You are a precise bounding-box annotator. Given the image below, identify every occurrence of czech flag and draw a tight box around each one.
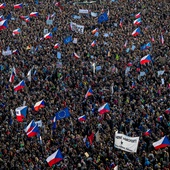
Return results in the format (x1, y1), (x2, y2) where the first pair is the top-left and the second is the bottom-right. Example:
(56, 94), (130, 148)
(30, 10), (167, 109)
(20, 15), (28, 19)
(13, 49), (19, 55)
(98, 103), (110, 114)
(153, 136), (170, 150)
(24, 120), (36, 133)
(151, 36), (155, 42)
(34, 100), (45, 111)
(132, 28), (140, 37)
(44, 32), (52, 39)
(133, 18), (142, 26)
(9, 71), (15, 83)
(157, 115), (163, 122)
(85, 88), (93, 98)
(160, 34), (164, 44)
(140, 54), (151, 65)
(123, 40), (128, 48)
(135, 12), (141, 18)
(0, 19), (7, 31)
(78, 115), (86, 122)
(14, 80), (25, 91)
(91, 40), (96, 47)
(0, 15), (4, 21)
(131, 82), (135, 88)
(165, 108), (170, 114)
(119, 18), (123, 28)
(54, 43), (60, 49)
(46, 149), (63, 167)
(30, 12), (38, 17)
(13, 28), (21, 35)
(25, 17), (30, 22)
(73, 52), (80, 59)
(0, 3), (6, 9)
(127, 62), (133, 67)
(143, 129), (151, 136)
(92, 28), (98, 34)
(14, 3), (23, 9)
(27, 124), (39, 137)
(15, 106), (28, 122)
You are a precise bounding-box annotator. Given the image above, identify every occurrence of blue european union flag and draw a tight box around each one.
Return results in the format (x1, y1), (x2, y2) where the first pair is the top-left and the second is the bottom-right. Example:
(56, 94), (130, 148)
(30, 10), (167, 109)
(55, 107), (71, 120)
(98, 12), (108, 24)
(64, 36), (72, 44)
(52, 26), (57, 33)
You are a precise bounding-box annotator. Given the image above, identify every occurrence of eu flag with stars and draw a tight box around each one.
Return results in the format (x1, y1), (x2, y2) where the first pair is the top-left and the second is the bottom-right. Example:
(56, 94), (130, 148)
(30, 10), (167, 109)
(64, 36), (72, 44)
(55, 107), (71, 120)
(98, 12), (108, 24)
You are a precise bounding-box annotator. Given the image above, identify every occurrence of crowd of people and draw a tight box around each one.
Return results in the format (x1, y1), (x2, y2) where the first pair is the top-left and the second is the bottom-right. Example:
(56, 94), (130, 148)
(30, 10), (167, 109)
(0, 0), (170, 169)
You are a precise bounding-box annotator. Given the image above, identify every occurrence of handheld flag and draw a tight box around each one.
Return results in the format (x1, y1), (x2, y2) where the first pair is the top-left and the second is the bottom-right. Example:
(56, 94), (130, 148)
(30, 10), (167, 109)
(151, 36), (155, 42)
(73, 52), (80, 59)
(0, 19), (7, 30)
(143, 129), (151, 136)
(91, 40), (96, 47)
(30, 12), (38, 17)
(0, 15), (4, 21)
(24, 120), (36, 133)
(157, 115), (163, 122)
(133, 18), (142, 26)
(64, 36), (72, 44)
(24, 17), (30, 22)
(160, 34), (164, 44)
(9, 71), (15, 83)
(98, 103), (110, 114)
(131, 82), (135, 88)
(78, 115), (86, 122)
(27, 69), (32, 81)
(165, 108), (170, 114)
(14, 3), (23, 9)
(13, 28), (21, 35)
(124, 40), (128, 48)
(0, 3), (6, 9)
(44, 32), (52, 39)
(14, 80), (25, 91)
(92, 28), (98, 34)
(153, 136), (170, 150)
(88, 132), (94, 145)
(132, 28), (140, 36)
(54, 43), (60, 49)
(98, 12), (108, 23)
(119, 18), (123, 28)
(46, 149), (63, 167)
(34, 100), (45, 111)
(27, 124), (39, 137)
(140, 54), (151, 65)
(12, 49), (19, 55)
(52, 116), (57, 130)
(15, 106), (28, 122)
(85, 88), (93, 98)
(135, 12), (141, 18)
(55, 107), (70, 120)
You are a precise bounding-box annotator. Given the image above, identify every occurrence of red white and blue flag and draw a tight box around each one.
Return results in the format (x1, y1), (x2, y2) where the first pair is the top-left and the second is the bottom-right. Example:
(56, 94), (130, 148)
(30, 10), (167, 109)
(143, 129), (151, 136)
(14, 80), (25, 91)
(15, 106), (28, 122)
(73, 52), (80, 59)
(0, 3), (6, 9)
(133, 18), (142, 26)
(92, 28), (98, 34)
(14, 3), (23, 9)
(85, 88), (93, 98)
(91, 40), (96, 47)
(44, 32), (52, 39)
(132, 28), (140, 36)
(140, 54), (151, 65)
(34, 100), (45, 111)
(13, 28), (21, 35)
(160, 34), (164, 44)
(78, 115), (86, 122)
(30, 12), (38, 17)
(119, 18), (123, 28)
(46, 149), (63, 167)
(135, 12), (141, 19)
(165, 108), (170, 114)
(54, 43), (60, 49)
(24, 120), (36, 133)
(153, 136), (170, 150)
(98, 103), (110, 114)
(0, 19), (7, 30)
(9, 71), (15, 83)
(27, 124), (39, 137)
(0, 15), (4, 21)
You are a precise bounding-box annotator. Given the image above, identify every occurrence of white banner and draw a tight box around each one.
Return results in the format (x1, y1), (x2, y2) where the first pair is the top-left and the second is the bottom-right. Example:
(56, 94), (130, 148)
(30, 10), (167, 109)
(70, 22), (84, 34)
(79, 9), (89, 14)
(114, 131), (139, 153)
(91, 12), (98, 17)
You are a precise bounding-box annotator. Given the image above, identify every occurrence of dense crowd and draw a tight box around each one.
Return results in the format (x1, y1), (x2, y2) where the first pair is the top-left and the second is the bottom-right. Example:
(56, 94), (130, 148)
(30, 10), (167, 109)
(0, 0), (170, 169)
